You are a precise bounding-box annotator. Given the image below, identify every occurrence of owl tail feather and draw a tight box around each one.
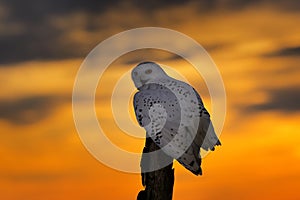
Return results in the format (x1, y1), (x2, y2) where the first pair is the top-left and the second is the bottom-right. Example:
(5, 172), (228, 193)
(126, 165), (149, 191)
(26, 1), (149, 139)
(177, 142), (202, 176)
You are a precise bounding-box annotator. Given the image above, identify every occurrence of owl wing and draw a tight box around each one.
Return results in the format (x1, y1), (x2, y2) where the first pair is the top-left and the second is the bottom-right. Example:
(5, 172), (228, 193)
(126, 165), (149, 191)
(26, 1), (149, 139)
(134, 84), (203, 175)
(133, 83), (220, 176)
(191, 87), (221, 151)
(133, 83), (180, 148)
(171, 83), (221, 175)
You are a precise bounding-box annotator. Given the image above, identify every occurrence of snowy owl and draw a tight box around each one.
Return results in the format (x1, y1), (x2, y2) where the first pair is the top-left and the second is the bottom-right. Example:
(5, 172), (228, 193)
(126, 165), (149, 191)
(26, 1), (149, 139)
(132, 61), (221, 175)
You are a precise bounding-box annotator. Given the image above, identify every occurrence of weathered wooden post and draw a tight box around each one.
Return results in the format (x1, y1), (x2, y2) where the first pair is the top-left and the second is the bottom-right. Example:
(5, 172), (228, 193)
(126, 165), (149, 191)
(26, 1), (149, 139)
(137, 136), (174, 200)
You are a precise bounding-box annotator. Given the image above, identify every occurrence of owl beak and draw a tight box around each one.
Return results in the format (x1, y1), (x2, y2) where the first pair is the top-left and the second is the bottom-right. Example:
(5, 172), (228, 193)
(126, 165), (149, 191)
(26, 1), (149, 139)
(140, 79), (147, 85)
(135, 77), (149, 90)
(140, 75), (149, 85)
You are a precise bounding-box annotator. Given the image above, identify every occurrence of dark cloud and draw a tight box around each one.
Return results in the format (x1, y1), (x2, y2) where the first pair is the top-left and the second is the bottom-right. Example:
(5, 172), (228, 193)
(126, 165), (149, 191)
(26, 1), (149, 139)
(236, 0), (299, 10)
(131, 0), (190, 10)
(0, 0), (299, 64)
(0, 95), (68, 125)
(0, 0), (120, 64)
(193, 0), (300, 11)
(265, 46), (300, 57)
(0, 31), (74, 65)
(117, 49), (182, 65)
(248, 87), (300, 112)
(1, 0), (118, 18)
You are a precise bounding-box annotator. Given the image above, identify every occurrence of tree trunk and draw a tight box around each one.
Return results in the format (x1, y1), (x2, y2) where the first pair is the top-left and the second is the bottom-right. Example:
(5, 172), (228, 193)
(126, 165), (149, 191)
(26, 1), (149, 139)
(137, 137), (174, 200)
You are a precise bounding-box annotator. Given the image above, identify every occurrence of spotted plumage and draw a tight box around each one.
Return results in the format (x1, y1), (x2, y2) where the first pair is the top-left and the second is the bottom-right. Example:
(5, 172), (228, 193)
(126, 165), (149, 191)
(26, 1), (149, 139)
(132, 62), (221, 175)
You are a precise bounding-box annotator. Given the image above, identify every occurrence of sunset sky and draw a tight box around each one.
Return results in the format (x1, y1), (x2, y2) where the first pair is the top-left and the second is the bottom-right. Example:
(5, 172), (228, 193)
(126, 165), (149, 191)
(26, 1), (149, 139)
(0, 0), (300, 200)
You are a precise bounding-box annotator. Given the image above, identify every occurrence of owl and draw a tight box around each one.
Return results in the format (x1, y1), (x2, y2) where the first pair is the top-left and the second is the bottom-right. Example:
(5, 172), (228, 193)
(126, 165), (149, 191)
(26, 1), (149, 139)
(132, 61), (221, 175)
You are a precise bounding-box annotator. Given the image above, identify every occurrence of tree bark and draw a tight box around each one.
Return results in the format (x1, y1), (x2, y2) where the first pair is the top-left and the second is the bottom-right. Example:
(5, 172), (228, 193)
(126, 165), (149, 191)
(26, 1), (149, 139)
(137, 137), (174, 200)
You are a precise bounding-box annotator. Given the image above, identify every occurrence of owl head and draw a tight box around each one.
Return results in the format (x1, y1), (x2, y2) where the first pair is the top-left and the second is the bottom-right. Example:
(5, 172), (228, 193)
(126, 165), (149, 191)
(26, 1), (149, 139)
(131, 61), (168, 89)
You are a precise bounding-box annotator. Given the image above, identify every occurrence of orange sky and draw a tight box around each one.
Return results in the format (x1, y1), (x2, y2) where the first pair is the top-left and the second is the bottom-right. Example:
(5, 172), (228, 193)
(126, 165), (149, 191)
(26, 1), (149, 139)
(0, 1), (300, 200)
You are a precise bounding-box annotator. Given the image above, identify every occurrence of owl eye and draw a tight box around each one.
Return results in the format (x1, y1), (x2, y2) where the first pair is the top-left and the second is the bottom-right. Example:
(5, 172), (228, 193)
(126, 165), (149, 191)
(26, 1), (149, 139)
(145, 69), (152, 74)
